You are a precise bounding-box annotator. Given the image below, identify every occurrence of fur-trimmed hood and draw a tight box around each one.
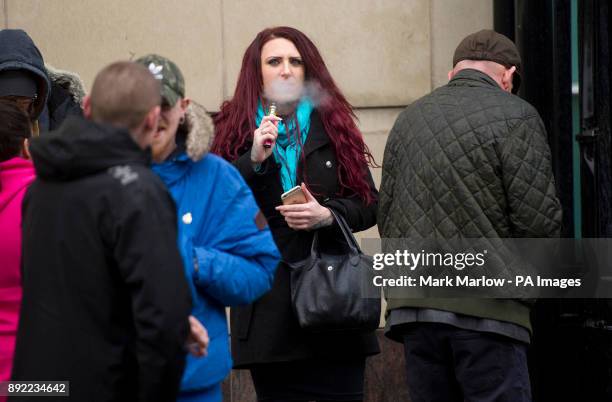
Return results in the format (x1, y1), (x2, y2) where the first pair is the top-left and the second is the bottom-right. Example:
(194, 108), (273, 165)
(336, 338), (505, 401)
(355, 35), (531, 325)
(46, 64), (86, 107)
(183, 101), (214, 161)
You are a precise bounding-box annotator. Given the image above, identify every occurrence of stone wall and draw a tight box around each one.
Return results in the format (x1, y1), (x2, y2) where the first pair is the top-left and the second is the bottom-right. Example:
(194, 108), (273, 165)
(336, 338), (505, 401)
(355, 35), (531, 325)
(1, 1), (493, 188)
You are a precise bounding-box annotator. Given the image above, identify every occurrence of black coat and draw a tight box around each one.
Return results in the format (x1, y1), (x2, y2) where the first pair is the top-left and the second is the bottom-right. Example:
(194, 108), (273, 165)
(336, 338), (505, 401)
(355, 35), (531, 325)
(11, 117), (192, 402)
(46, 81), (83, 130)
(230, 111), (380, 367)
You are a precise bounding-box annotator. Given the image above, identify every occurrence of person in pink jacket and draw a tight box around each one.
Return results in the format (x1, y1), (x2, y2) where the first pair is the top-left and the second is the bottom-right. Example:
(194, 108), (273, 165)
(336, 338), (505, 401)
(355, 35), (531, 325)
(0, 99), (34, 385)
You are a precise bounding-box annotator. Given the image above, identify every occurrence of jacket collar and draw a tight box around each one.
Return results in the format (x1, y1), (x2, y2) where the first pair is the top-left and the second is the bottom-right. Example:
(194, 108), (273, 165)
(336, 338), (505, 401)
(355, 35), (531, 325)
(448, 68), (503, 91)
(46, 64), (86, 106)
(31, 116), (150, 181)
(152, 152), (190, 186)
(152, 101), (214, 185)
(183, 101), (213, 162)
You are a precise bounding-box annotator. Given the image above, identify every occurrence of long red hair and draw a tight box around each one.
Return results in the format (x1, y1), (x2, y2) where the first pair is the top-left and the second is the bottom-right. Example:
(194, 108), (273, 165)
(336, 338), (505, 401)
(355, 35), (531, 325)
(211, 26), (377, 204)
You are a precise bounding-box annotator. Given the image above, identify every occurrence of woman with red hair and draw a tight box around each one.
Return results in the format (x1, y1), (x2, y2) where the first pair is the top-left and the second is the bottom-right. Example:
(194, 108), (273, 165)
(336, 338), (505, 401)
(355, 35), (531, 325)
(212, 26), (379, 401)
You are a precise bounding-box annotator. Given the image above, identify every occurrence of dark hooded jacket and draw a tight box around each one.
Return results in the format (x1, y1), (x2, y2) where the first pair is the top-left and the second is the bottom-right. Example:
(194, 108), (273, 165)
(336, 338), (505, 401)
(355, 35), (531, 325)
(45, 65), (84, 130)
(10, 117), (192, 402)
(0, 29), (50, 119)
(0, 29), (82, 129)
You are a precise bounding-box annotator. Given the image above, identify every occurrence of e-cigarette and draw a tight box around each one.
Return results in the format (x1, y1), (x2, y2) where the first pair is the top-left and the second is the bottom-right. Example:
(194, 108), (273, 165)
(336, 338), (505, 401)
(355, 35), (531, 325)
(263, 102), (276, 149)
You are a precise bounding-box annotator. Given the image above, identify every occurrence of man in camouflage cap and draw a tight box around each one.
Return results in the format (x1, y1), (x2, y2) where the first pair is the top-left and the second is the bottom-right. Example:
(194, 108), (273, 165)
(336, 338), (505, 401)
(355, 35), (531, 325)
(135, 54), (189, 163)
(134, 53), (280, 402)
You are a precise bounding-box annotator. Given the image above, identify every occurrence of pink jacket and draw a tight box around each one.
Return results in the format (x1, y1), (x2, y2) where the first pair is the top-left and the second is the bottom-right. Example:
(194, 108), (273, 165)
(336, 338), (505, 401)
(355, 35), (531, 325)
(0, 157), (35, 382)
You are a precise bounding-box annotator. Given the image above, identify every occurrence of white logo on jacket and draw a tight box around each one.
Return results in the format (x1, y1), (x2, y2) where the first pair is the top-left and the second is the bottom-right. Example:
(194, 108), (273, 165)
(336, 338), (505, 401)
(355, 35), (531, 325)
(108, 165), (139, 186)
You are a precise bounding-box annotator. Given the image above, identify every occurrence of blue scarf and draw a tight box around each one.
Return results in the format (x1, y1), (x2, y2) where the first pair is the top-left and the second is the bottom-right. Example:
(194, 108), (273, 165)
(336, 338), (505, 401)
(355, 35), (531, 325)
(255, 98), (314, 192)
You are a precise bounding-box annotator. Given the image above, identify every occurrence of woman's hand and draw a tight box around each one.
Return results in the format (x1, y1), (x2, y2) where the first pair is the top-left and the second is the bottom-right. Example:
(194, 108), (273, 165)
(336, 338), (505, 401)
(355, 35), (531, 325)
(275, 183), (334, 231)
(251, 115), (282, 163)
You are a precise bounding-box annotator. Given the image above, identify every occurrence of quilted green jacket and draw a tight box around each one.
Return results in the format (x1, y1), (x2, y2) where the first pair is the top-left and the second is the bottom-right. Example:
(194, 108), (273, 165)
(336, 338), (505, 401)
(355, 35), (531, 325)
(378, 69), (563, 331)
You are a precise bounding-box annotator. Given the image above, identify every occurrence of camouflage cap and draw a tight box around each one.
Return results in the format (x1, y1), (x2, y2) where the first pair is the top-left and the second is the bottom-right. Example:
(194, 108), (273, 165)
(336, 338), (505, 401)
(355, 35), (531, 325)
(135, 54), (185, 106)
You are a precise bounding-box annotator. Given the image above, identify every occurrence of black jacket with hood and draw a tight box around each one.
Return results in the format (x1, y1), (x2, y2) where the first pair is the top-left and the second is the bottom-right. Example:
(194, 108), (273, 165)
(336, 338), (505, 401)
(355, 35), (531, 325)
(10, 117), (192, 402)
(0, 29), (50, 119)
(0, 29), (82, 130)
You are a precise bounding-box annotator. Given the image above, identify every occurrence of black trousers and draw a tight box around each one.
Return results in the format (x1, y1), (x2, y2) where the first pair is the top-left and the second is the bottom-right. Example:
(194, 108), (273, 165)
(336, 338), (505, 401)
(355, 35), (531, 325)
(401, 323), (531, 402)
(250, 358), (365, 402)
(529, 301), (612, 402)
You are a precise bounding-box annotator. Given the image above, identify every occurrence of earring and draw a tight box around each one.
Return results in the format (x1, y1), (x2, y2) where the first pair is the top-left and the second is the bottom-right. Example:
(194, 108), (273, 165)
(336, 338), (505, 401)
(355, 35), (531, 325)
(179, 115), (185, 125)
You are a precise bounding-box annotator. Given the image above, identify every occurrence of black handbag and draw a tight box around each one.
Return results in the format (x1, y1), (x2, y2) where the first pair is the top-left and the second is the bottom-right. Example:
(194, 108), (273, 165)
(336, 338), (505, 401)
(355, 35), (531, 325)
(289, 209), (381, 332)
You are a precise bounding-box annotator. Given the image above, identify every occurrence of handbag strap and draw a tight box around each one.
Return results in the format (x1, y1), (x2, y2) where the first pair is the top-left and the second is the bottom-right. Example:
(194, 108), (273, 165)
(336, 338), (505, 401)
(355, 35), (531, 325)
(296, 208), (362, 268)
(326, 208), (362, 253)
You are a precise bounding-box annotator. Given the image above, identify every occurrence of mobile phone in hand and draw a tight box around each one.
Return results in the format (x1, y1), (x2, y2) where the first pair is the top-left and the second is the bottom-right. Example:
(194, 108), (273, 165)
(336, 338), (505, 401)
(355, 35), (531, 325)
(281, 186), (307, 205)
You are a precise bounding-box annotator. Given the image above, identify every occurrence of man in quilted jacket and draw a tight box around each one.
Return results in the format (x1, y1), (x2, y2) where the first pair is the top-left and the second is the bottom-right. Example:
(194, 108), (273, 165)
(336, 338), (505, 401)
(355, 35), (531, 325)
(379, 30), (562, 402)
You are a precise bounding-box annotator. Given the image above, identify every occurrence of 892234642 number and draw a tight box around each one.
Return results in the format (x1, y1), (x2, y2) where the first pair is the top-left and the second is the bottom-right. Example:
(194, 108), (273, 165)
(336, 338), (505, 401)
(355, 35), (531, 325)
(0, 381), (69, 396)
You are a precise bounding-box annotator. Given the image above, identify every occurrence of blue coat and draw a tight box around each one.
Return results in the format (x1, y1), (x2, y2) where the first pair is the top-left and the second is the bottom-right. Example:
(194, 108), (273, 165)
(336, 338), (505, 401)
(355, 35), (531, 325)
(153, 152), (280, 393)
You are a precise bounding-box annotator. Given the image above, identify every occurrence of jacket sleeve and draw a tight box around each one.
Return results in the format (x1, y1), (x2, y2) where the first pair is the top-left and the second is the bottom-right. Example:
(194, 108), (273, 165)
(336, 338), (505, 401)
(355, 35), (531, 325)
(499, 114), (563, 237)
(233, 149), (277, 187)
(111, 176), (191, 402)
(325, 166), (378, 233)
(191, 168), (280, 306)
(377, 116), (401, 237)
(233, 149), (258, 182)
